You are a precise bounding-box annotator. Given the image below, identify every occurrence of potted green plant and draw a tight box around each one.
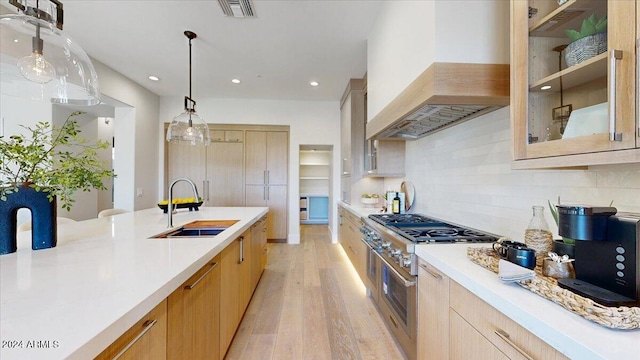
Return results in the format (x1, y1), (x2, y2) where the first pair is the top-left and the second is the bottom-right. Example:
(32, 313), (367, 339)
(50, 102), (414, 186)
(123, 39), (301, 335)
(0, 111), (115, 254)
(564, 13), (607, 67)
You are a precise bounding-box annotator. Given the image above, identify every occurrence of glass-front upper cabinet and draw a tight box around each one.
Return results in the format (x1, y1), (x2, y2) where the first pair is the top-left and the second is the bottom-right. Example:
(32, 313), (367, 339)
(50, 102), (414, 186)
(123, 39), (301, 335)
(511, 0), (638, 167)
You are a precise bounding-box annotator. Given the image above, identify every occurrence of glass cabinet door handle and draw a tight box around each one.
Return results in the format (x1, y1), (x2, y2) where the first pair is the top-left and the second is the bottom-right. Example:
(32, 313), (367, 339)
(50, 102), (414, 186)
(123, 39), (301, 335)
(609, 49), (623, 142)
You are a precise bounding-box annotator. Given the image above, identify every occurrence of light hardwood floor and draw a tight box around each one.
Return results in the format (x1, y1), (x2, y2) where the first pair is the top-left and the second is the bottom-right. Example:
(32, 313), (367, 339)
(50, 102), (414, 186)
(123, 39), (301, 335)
(225, 225), (407, 360)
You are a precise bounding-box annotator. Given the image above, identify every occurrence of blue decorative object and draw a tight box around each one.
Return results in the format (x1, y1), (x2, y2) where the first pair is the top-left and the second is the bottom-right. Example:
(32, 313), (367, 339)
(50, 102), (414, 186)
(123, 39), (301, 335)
(0, 185), (57, 255)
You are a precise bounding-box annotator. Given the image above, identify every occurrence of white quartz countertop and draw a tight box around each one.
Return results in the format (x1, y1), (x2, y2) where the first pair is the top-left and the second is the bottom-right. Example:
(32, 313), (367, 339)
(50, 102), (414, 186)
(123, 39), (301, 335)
(415, 244), (640, 360)
(0, 207), (268, 360)
(338, 201), (383, 217)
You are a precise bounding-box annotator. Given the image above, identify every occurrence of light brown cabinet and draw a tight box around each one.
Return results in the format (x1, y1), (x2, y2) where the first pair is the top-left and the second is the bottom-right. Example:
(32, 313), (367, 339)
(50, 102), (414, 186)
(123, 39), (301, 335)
(95, 300), (167, 360)
(338, 205), (366, 283)
(211, 130), (243, 143)
(511, 0), (639, 168)
(166, 128), (243, 206)
(245, 130), (288, 240)
(449, 310), (509, 360)
(340, 79), (366, 203)
(449, 281), (569, 360)
(98, 220), (267, 360)
(219, 230), (254, 358)
(417, 259), (449, 360)
(416, 259), (569, 360)
(245, 185), (287, 240)
(365, 139), (405, 178)
(207, 141), (244, 206)
(167, 258), (220, 360)
(245, 131), (288, 185)
(166, 138), (207, 200)
(250, 215), (268, 290)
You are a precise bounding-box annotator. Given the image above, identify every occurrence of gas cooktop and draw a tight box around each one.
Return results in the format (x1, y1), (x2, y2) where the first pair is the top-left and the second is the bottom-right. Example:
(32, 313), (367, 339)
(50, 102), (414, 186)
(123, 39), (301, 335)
(368, 213), (498, 243)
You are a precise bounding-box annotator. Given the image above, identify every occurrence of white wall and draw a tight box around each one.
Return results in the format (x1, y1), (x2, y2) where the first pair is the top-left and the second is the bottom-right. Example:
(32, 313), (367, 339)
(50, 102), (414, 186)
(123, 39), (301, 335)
(405, 107), (640, 240)
(92, 59), (160, 211)
(367, 0), (510, 121)
(158, 97), (341, 244)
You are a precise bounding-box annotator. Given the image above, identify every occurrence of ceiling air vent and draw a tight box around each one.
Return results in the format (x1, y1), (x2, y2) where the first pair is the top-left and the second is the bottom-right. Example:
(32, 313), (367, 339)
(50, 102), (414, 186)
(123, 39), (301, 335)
(218, 0), (256, 18)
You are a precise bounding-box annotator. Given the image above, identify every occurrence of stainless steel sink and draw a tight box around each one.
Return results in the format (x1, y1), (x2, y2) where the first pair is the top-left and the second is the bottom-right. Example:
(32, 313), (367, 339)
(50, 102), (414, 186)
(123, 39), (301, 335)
(150, 220), (239, 239)
(164, 227), (226, 238)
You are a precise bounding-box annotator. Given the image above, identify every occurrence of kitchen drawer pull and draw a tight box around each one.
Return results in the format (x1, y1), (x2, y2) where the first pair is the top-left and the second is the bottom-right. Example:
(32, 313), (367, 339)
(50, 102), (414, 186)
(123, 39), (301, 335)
(238, 236), (245, 264)
(184, 262), (218, 290)
(389, 314), (398, 329)
(111, 319), (158, 360)
(608, 49), (623, 141)
(494, 329), (534, 360)
(419, 263), (442, 279)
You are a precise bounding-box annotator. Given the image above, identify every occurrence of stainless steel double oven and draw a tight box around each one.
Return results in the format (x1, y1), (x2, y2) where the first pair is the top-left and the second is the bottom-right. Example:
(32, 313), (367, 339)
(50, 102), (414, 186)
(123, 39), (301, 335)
(361, 219), (417, 360)
(361, 213), (498, 360)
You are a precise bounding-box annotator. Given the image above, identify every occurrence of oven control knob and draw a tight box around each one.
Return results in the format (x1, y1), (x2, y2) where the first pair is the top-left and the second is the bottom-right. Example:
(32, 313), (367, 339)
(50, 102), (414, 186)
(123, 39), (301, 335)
(402, 255), (412, 268)
(388, 248), (401, 258)
(381, 241), (392, 249)
(372, 234), (381, 241)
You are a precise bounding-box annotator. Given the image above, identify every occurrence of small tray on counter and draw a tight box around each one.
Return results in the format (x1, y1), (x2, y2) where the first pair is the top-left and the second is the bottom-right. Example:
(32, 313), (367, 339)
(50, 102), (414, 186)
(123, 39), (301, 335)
(157, 201), (203, 214)
(467, 247), (640, 330)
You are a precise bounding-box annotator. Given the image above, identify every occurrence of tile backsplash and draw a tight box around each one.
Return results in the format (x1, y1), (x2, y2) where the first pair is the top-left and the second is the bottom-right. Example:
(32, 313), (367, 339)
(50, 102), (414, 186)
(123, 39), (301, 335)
(404, 106), (640, 241)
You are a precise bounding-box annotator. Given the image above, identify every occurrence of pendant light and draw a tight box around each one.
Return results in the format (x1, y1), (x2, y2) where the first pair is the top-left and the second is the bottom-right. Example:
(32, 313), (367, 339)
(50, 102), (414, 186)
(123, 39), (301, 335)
(166, 31), (210, 146)
(0, 0), (100, 105)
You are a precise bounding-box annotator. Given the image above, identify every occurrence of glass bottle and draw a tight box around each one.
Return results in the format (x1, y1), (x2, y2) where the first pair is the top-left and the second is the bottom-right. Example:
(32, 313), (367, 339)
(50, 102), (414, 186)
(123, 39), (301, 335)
(392, 192), (401, 214)
(524, 206), (553, 266)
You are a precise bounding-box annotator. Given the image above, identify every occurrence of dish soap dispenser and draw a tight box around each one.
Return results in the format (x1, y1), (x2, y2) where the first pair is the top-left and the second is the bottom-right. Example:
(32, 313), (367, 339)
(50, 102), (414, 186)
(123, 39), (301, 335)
(392, 192), (401, 214)
(525, 205), (553, 267)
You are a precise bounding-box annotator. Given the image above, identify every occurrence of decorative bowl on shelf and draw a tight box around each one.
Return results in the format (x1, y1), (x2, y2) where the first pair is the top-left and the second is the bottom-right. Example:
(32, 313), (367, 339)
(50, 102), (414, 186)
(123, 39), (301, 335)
(565, 32), (607, 67)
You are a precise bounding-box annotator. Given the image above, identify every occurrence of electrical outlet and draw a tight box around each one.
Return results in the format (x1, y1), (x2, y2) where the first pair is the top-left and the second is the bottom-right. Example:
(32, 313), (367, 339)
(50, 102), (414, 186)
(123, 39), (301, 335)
(136, 188), (143, 197)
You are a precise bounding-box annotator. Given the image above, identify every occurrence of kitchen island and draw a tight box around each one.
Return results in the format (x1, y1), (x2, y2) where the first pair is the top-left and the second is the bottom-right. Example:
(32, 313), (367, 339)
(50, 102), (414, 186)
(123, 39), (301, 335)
(0, 207), (268, 360)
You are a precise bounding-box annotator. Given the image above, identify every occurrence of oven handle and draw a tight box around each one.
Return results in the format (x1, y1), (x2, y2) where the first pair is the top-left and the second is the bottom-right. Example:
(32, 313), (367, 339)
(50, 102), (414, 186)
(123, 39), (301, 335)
(362, 238), (415, 287)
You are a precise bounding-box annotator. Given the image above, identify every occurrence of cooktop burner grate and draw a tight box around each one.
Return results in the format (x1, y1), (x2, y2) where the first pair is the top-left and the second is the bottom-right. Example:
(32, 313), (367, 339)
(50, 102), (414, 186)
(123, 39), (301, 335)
(368, 213), (443, 226)
(368, 213), (498, 243)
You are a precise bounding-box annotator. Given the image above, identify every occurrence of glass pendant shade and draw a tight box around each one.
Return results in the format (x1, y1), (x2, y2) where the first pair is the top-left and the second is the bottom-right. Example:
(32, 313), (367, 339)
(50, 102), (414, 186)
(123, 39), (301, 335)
(167, 109), (210, 146)
(166, 30), (209, 146)
(0, 4), (100, 105)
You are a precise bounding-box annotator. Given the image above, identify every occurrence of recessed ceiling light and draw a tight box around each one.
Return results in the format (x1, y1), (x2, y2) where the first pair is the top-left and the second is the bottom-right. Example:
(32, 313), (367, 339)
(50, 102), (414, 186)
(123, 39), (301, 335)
(309, 81), (319, 87)
(13, 39), (19, 43)
(540, 85), (551, 90)
(232, 79), (241, 84)
(148, 75), (160, 81)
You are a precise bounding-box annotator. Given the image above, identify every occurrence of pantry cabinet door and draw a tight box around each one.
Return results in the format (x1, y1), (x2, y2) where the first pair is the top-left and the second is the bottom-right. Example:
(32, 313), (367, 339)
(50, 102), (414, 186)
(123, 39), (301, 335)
(207, 142), (244, 206)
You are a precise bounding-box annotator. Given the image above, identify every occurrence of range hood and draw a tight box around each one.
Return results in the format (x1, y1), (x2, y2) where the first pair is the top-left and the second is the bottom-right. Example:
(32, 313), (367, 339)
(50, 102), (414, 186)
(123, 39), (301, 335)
(366, 62), (510, 140)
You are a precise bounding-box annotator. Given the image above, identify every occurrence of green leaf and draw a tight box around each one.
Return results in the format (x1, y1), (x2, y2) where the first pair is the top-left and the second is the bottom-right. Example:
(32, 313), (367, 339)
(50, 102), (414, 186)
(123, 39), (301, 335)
(580, 18), (597, 38)
(565, 29), (581, 42)
(548, 200), (559, 226)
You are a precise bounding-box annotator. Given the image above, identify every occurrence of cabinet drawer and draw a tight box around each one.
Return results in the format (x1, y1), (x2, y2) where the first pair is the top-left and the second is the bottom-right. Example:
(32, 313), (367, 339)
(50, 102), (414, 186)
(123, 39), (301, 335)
(95, 300), (167, 360)
(449, 309), (508, 360)
(450, 282), (568, 360)
(211, 130), (244, 142)
(225, 130), (243, 142)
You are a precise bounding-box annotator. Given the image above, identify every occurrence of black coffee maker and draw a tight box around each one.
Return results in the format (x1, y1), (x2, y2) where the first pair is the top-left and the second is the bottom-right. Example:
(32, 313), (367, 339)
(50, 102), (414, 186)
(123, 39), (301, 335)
(556, 205), (640, 307)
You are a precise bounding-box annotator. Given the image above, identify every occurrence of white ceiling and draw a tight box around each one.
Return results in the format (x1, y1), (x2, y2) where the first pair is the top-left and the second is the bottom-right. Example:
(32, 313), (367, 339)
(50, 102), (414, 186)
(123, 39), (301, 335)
(54, 0), (382, 102)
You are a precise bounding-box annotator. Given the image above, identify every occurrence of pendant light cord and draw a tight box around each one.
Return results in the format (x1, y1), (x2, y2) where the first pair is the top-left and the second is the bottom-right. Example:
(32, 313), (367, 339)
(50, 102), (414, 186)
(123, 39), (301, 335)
(188, 36), (192, 105)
